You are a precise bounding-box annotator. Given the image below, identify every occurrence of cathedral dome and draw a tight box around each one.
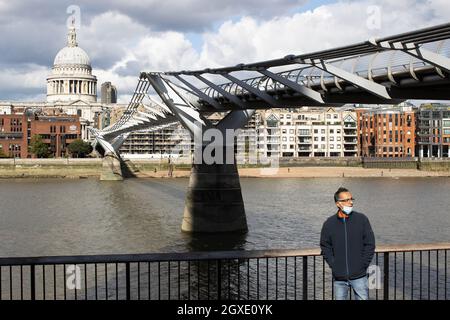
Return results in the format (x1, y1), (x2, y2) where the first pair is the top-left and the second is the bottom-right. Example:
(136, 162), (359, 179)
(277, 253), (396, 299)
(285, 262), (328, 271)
(47, 25), (97, 103)
(54, 46), (91, 67)
(53, 26), (91, 67)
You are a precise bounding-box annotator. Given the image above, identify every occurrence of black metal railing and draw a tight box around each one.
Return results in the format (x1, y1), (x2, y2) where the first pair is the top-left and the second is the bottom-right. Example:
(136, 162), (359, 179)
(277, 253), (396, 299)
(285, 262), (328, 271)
(0, 243), (448, 300)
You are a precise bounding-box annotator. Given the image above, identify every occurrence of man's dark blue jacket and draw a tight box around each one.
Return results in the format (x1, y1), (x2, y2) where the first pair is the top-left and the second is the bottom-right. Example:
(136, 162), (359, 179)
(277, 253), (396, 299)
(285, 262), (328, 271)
(320, 211), (375, 281)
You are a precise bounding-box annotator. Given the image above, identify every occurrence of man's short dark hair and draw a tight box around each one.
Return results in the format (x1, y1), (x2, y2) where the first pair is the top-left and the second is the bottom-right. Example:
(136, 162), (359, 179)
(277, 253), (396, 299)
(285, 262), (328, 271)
(334, 187), (349, 202)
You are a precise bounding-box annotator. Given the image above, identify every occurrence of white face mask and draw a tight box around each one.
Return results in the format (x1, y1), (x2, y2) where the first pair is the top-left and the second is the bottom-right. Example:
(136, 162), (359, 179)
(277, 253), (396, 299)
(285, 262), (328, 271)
(342, 206), (353, 215)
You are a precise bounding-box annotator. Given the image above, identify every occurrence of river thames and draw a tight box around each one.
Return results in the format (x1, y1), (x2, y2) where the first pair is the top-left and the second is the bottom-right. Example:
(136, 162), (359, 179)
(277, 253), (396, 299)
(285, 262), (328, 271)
(1, 177), (449, 257)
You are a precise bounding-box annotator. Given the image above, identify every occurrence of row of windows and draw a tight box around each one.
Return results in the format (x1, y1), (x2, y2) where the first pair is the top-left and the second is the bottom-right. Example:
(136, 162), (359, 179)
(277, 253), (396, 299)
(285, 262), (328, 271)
(420, 111), (450, 119)
(281, 144), (345, 150)
(313, 129), (343, 134)
(417, 137), (448, 143)
(416, 128), (448, 135)
(313, 144), (342, 150)
(0, 118), (23, 132)
(279, 114), (340, 120)
(276, 128), (349, 135)
(279, 135), (347, 142)
(376, 137), (412, 143)
(9, 126), (22, 132)
(360, 120), (412, 128)
(39, 134), (79, 140)
(49, 126), (68, 133)
(10, 119), (22, 126)
(377, 129), (411, 135)
(419, 120), (449, 127)
(268, 119), (344, 127)
(378, 146), (411, 153)
(8, 144), (21, 151)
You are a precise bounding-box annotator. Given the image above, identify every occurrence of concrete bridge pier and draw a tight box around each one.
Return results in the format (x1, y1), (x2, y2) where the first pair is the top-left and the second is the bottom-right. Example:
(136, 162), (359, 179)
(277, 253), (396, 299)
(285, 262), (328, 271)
(182, 147), (247, 233)
(100, 153), (123, 181)
(93, 132), (131, 181)
(145, 73), (254, 233)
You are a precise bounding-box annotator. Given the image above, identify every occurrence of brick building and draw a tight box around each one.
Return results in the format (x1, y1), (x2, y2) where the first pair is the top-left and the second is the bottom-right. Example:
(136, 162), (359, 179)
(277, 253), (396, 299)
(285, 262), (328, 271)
(356, 106), (416, 158)
(0, 110), (81, 158)
(0, 114), (27, 158)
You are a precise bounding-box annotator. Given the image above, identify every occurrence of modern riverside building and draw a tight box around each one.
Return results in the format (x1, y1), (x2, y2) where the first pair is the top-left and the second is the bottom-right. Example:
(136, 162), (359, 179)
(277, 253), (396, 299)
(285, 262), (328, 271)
(120, 124), (192, 158)
(0, 109), (81, 158)
(119, 108), (359, 159)
(356, 104), (417, 158)
(417, 103), (450, 158)
(256, 107), (358, 158)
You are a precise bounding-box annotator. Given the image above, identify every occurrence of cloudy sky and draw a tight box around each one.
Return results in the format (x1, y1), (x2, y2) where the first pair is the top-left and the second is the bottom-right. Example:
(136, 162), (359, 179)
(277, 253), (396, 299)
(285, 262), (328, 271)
(0, 0), (449, 103)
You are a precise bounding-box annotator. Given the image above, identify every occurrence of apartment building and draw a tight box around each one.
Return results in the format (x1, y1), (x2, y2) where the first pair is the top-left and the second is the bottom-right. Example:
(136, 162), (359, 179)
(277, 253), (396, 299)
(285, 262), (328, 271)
(417, 103), (450, 158)
(257, 107), (358, 158)
(356, 105), (416, 158)
(0, 109), (81, 158)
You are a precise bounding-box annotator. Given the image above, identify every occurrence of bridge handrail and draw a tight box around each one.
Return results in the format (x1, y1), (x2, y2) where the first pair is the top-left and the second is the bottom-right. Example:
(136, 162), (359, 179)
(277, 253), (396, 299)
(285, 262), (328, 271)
(1, 242), (449, 266)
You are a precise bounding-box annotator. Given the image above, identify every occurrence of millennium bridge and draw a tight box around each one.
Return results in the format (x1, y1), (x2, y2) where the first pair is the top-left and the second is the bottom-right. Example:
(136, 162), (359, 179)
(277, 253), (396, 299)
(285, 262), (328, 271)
(2, 24), (448, 301)
(90, 23), (450, 234)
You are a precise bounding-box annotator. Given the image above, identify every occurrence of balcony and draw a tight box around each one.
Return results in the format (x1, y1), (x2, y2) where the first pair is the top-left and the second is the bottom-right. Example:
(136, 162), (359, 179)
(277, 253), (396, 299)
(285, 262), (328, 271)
(343, 132), (357, 137)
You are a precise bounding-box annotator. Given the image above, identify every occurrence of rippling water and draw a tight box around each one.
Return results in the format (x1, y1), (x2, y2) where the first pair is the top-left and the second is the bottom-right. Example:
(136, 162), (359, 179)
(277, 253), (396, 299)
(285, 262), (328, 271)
(0, 177), (449, 257)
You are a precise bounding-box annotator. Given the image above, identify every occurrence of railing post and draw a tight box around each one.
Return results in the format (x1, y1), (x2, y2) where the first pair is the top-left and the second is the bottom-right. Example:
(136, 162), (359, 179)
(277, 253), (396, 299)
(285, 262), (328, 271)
(30, 265), (35, 301)
(126, 262), (130, 301)
(303, 256), (308, 300)
(384, 252), (389, 300)
(217, 260), (221, 300)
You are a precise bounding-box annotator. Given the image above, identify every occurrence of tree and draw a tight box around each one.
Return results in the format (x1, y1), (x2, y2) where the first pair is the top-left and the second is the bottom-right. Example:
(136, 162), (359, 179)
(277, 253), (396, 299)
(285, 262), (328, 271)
(29, 135), (49, 158)
(68, 139), (93, 158)
(0, 149), (9, 158)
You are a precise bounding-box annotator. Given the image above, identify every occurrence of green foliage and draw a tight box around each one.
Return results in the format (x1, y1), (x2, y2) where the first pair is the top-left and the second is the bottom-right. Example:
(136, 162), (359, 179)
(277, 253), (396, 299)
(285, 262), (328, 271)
(0, 149), (9, 158)
(68, 139), (93, 158)
(29, 135), (49, 158)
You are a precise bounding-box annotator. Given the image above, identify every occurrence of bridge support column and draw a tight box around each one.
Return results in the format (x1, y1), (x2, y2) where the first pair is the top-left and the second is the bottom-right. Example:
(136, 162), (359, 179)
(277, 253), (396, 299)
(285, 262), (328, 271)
(100, 153), (123, 181)
(94, 133), (130, 181)
(145, 73), (254, 233)
(182, 147), (247, 233)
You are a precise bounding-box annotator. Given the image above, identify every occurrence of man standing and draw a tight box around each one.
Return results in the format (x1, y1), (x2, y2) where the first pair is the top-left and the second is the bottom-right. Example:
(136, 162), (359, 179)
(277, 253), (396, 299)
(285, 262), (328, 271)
(320, 187), (375, 300)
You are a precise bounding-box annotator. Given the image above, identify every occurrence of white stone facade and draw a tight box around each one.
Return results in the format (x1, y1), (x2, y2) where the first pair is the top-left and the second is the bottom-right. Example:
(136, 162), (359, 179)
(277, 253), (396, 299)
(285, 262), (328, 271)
(46, 26), (97, 103)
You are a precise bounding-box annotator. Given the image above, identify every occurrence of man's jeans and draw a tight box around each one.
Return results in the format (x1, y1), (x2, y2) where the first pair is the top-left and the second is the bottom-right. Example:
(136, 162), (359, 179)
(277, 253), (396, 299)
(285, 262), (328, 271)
(334, 276), (369, 300)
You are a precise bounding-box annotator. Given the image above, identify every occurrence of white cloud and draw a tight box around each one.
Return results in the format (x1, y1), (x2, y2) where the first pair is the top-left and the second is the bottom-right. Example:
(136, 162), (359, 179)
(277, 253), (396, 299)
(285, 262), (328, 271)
(0, 0), (309, 32)
(0, 64), (48, 98)
(80, 11), (149, 69)
(198, 0), (450, 67)
(131, 32), (200, 72)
